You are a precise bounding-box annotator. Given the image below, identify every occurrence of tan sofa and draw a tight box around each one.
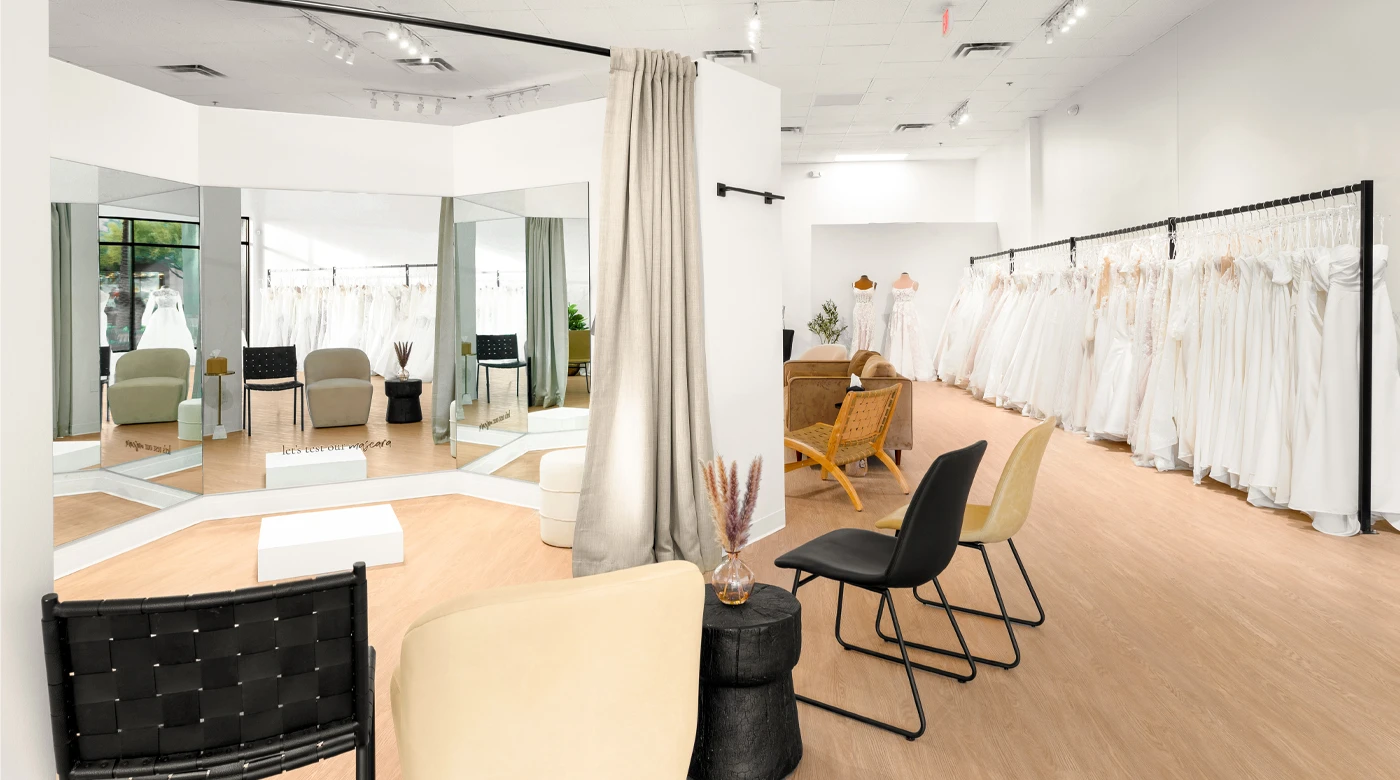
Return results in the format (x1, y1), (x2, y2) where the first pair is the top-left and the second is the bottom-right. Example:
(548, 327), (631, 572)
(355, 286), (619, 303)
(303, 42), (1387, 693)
(107, 348), (190, 425)
(784, 349), (913, 460)
(391, 561), (705, 780)
(304, 348), (373, 428)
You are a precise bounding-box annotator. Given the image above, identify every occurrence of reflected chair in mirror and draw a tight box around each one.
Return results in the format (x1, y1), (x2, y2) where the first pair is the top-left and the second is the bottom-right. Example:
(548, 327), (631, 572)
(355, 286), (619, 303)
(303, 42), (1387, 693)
(244, 346), (305, 436)
(41, 563), (376, 780)
(874, 418), (1055, 670)
(99, 346), (111, 421)
(391, 561), (703, 779)
(775, 441), (987, 740)
(476, 334), (527, 403)
(784, 384), (908, 512)
(106, 348), (190, 425)
(304, 348), (373, 429)
(568, 329), (591, 392)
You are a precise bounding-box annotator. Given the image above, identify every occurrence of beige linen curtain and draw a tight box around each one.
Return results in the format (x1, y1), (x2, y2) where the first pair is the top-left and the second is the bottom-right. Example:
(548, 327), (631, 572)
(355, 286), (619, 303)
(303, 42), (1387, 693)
(572, 49), (720, 577)
(431, 197), (457, 444)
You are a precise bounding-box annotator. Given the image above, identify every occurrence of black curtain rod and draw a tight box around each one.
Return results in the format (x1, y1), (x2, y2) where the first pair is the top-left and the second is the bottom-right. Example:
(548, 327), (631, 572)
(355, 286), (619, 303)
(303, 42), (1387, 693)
(716, 183), (785, 204)
(221, 0), (611, 57)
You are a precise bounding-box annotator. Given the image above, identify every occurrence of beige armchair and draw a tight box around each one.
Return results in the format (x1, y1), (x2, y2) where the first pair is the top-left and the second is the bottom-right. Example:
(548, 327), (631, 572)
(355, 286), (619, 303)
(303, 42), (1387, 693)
(785, 349), (913, 461)
(304, 348), (372, 428)
(107, 348), (190, 425)
(391, 561), (705, 780)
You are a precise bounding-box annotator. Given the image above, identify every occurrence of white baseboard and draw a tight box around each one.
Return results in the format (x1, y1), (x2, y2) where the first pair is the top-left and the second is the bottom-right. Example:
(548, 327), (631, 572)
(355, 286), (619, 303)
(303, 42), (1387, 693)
(55, 470), (541, 578)
(746, 507), (787, 547)
(461, 429), (589, 476)
(54, 469), (198, 508)
(107, 445), (203, 480)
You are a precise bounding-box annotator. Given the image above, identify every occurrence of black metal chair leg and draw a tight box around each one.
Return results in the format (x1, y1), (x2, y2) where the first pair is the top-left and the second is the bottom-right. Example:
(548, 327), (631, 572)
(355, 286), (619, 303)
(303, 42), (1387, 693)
(868, 578), (980, 679)
(516, 367), (521, 397)
(246, 387), (253, 436)
(300, 386), (305, 431)
(878, 549), (1021, 670)
(485, 367), (490, 403)
(915, 539), (1046, 627)
(791, 577), (928, 740)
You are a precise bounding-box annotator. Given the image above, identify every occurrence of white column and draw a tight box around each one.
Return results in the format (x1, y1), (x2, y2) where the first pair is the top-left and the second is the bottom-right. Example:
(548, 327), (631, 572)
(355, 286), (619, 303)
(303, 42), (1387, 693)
(201, 187), (244, 433)
(70, 203), (101, 435)
(1026, 116), (1045, 242)
(1, 0), (58, 776)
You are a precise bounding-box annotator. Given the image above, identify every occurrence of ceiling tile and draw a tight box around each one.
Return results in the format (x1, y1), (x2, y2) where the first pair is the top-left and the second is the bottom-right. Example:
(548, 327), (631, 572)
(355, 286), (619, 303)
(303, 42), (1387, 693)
(830, 0), (911, 25)
(760, 46), (825, 66)
(757, 0), (834, 26)
(611, 5), (688, 29)
(819, 45), (889, 65)
(825, 24), (901, 46)
(684, 3), (753, 29)
(759, 25), (829, 48)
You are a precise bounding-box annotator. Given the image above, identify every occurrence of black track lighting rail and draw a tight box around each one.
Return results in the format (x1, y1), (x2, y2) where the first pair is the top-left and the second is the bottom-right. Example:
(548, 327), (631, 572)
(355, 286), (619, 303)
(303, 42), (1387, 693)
(967, 180), (1377, 536)
(716, 183), (785, 204)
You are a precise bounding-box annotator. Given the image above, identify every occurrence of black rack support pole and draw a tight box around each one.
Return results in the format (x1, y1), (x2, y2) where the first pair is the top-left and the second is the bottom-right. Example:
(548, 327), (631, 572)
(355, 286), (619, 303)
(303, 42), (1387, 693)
(1360, 180), (1375, 534)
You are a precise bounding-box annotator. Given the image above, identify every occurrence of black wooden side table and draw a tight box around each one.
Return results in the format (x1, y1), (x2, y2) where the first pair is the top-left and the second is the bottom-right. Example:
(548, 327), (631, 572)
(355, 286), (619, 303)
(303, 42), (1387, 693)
(384, 377), (423, 423)
(690, 583), (803, 780)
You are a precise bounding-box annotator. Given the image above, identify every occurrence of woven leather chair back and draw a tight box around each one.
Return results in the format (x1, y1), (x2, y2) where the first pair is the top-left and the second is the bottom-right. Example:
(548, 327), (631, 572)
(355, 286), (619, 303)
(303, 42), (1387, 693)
(41, 566), (372, 779)
(477, 334), (520, 362)
(831, 384), (900, 454)
(245, 346), (298, 381)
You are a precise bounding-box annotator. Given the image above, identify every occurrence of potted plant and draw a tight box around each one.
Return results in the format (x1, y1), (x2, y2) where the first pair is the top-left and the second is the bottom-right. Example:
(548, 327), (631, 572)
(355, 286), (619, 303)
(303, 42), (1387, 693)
(703, 455), (763, 605)
(807, 299), (846, 345)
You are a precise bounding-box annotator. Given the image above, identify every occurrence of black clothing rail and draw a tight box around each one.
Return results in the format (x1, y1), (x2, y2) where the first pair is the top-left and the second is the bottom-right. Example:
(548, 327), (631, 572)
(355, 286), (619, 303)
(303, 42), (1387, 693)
(268, 263), (436, 286)
(967, 181), (1377, 535)
(716, 183), (786, 204)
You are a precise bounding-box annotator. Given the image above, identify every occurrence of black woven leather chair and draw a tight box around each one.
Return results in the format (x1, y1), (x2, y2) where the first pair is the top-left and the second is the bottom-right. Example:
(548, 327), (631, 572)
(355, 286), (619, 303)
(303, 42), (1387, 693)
(244, 346), (304, 435)
(42, 563), (376, 780)
(775, 440), (987, 741)
(476, 334), (526, 403)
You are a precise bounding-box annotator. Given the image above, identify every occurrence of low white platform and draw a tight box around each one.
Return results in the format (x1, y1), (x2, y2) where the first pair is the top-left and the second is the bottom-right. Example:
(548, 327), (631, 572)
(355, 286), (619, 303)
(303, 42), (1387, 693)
(53, 441), (102, 474)
(257, 504), (403, 582)
(266, 448), (367, 489)
(528, 407), (590, 433)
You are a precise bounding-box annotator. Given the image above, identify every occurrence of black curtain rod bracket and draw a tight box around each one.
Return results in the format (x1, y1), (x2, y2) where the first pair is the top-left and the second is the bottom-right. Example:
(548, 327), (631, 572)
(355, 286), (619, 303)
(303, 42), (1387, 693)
(717, 183), (785, 204)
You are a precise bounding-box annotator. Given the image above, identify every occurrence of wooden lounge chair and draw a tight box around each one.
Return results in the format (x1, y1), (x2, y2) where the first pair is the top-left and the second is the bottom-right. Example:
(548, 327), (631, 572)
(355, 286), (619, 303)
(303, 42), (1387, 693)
(784, 384), (909, 511)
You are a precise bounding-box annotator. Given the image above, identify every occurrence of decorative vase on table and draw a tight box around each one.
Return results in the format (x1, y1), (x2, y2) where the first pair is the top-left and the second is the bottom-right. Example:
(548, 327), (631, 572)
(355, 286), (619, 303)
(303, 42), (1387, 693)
(703, 454), (764, 606)
(393, 341), (412, 381)
(712, 551), (756, 606)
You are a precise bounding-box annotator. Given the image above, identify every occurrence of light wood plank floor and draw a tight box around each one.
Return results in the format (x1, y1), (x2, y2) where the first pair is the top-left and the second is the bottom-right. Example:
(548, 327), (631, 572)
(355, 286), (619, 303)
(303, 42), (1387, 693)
(54, 492), (161, 546)
(493, 447), (584, 483)
(56, 381), (1400, 779)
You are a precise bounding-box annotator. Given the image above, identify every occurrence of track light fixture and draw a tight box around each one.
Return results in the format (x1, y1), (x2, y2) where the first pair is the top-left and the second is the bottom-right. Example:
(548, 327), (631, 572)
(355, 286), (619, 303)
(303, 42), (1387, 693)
(1043, 0), (1087, 43)
(303, 13), (356, 67)
(417, 97), (425, 114)
(387, 23), (432, 63)
(947, 99), (971, 129)
(364, 89), (457, 118)
(393, 94), (401, 112)
(369, 91), (378, 109)
(435, 98), (443, 116)
(746, 2), (762, 48)
(484, 84), (549, 117)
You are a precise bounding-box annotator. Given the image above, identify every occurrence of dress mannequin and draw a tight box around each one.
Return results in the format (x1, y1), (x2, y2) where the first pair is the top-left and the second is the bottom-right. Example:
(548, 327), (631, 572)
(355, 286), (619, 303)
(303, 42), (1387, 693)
(851, 276), (877, 351)
(893, 272), (919, 291)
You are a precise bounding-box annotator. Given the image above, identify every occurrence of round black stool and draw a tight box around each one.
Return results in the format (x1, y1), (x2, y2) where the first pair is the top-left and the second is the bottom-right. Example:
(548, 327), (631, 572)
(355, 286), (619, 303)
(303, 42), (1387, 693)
(690, 583), (803, 780)
(384, 378), (423, 423)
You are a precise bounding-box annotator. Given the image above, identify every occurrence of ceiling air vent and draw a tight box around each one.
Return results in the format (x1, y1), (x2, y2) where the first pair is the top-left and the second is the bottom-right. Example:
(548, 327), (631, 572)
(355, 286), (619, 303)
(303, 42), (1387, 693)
(156, 64), (226, 80)
(703, 49), (755, 65)
(893, 123), (935, 132)
(813, 93), (863, 107)
(952, 41), (1015, 59)
(780, 126), (804, 135)
(394, 57), (456, 73)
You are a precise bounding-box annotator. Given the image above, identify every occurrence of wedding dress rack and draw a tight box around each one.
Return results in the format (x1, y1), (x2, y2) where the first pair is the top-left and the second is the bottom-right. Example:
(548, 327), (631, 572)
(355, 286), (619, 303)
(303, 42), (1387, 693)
(967, 181), (1380, 534)
(267, 262), (437, 286)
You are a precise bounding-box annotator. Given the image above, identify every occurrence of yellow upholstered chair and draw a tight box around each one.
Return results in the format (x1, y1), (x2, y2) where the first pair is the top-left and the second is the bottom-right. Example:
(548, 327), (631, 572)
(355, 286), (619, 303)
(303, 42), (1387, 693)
(784, 384), (908, 512)
(391, 561), (704, 780)
(873, 417), (1055, 668)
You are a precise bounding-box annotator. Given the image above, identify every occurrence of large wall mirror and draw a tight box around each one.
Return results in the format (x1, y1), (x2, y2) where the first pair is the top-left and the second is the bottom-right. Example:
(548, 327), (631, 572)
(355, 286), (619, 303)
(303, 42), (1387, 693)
(452, 182), (592, 482)
(51, 159), (203, 546)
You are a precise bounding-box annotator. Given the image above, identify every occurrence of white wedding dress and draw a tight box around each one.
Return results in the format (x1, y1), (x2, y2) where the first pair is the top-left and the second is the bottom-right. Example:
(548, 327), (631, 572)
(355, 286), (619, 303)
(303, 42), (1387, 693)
(884, 285), (931, 380)
(851, 285), (876, 352)
(138, 287), (196, 362)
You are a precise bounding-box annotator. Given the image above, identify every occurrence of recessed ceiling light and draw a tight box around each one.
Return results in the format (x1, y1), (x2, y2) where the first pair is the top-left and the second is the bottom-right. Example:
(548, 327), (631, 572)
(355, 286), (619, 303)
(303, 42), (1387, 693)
(834, 153), (908, 162)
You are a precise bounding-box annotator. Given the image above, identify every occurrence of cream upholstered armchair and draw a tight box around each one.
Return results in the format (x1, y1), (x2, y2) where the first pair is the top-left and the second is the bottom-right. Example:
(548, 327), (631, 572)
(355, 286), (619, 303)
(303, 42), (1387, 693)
(107, 348), (190, 424)
(391, 561), (705, 780)
(304, 348), (373, 428)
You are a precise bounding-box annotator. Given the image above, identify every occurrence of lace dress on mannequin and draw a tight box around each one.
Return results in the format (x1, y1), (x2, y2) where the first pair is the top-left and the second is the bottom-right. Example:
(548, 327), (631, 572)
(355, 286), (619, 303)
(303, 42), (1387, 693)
(884, 285), (931, 380)
(138, 287), (196, 363)
(851, 285), (876, 352)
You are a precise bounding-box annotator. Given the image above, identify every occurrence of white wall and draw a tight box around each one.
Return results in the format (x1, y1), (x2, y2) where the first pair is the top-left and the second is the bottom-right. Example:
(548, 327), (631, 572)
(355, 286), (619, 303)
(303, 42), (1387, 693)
(695, 61), (786, 537)
(781, 160), (979, 355)
(811, 223), (1000, 359)
(973, 124), (1033, 250)
(4, 3), (56, 778)
(976, 0), (1399, 306)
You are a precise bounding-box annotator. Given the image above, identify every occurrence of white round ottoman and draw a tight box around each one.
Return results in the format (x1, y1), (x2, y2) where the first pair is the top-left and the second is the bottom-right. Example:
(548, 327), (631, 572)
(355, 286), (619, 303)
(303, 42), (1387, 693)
(538, 448), (586, 548)
(177, 398), (203, 441)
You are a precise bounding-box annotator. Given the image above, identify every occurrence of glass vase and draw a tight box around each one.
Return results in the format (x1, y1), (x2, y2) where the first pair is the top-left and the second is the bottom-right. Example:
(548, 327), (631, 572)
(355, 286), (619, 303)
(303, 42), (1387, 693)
(396, 365), (409, 381)
(711, 550), (756, 606)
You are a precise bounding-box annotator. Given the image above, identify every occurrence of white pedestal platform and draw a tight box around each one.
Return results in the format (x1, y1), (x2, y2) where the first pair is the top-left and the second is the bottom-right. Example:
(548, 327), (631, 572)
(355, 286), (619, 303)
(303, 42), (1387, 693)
(265, 448), (367, 489)
(528, 407), (590, 433)
(53, 441), (101, 474)
(257, 504), (404, 582)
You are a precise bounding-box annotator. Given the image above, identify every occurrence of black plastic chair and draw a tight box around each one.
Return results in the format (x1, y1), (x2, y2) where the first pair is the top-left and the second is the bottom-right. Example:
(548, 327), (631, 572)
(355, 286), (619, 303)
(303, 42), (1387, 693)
(476, 334), (527, 403)
(41, 563), (376, 780)
(100, 346), (111, 422)
(775, 440), (987, 741)
(244, 346), (304, 435)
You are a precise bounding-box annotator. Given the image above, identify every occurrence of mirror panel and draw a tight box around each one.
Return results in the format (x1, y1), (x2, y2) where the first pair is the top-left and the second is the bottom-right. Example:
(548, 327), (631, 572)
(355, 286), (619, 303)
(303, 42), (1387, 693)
(51, 159), (203, 546)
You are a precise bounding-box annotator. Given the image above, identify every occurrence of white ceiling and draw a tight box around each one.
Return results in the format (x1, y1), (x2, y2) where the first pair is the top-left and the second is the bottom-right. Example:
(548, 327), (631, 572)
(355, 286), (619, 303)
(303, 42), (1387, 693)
(50, 0), (1216, 161)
